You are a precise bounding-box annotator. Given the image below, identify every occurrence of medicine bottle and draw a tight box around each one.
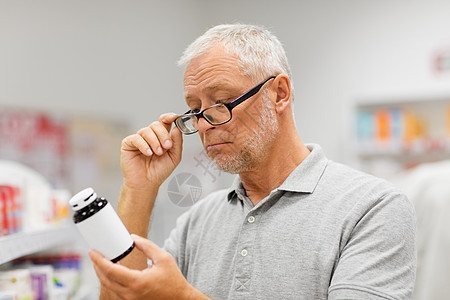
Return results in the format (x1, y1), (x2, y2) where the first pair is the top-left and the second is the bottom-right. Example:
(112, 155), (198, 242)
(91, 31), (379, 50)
(70, 187), (134, 263)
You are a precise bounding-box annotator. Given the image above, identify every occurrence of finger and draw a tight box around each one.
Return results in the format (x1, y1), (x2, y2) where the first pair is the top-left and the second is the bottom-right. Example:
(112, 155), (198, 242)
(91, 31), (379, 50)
(122, 134), (153, 156)
(89, 249), (140, 288)
(148, 121), (173, 152)
(158, 112), (178, 132)
(155, 112), (179, 148)
(89, 250), (129, 296)
(138, 126), (165, 156)
(131, 234), (169, 264)
(91, 260), (127, 295)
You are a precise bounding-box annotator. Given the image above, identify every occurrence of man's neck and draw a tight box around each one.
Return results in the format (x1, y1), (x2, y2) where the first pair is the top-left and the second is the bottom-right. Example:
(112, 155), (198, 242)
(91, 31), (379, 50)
(239, 135), (310, 206)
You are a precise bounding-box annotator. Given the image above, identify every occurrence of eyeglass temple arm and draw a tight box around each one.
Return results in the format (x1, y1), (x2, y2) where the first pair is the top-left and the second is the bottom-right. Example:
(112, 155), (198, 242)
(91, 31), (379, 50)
(180, 109), (191, 116)
(227, 76), (276, 109)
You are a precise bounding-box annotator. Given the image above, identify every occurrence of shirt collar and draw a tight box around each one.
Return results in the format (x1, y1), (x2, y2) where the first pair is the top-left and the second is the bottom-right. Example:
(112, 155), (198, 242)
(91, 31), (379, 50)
(226, 143), (328, 201)
(226, 175), (244, 201)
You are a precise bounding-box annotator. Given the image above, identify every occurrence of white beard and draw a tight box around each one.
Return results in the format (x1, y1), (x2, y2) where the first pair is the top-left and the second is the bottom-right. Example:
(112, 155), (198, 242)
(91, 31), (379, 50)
(212, 95), (279, 174)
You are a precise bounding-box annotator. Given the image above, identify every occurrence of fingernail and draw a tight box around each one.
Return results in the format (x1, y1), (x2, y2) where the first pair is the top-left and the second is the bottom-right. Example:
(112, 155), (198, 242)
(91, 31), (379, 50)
(164, 140), (172, 148)
(131, 234), (141, 240)
(157, 147), (163, 155)
(146, 149), (153, 155)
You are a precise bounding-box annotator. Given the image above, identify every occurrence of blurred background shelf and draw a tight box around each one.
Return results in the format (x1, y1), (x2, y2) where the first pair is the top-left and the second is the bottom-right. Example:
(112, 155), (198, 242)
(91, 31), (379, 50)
(354, 96), (450, 175)
(0, 223), (78, 265)
(357, 145), (450, 159)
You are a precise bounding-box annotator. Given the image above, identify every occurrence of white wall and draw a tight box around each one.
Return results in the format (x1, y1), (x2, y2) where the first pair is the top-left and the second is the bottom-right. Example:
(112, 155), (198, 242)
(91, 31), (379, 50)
(0, 0), (201, 128)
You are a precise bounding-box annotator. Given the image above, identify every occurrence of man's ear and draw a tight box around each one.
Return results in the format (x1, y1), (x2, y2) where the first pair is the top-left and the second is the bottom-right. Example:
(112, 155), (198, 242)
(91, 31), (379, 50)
(273, 74), (292, 114)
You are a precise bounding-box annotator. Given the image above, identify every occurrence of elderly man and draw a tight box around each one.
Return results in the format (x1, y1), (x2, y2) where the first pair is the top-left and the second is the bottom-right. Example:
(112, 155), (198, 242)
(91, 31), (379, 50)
(89, 24), (416, 299)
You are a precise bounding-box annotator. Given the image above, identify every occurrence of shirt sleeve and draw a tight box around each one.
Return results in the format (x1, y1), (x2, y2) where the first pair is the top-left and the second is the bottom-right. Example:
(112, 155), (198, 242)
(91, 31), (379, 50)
(162, 223), (178, 259)
(162, 209), (192, 275)
(328, 192), (416, 300)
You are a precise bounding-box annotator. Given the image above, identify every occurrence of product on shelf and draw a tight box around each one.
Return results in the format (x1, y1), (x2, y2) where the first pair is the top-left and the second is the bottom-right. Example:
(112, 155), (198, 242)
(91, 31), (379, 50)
(10, 253), (82, 299)
(0, 160), (71, 237)
(0, 183), (22, 236)
(0, 269), (33, 300)
(356, 106), (449, 154)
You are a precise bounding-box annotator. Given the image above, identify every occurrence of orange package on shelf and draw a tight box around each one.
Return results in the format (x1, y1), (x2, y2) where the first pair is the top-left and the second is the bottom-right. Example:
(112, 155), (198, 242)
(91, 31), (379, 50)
(403, 110), (417, 146)
(376, 109), (391, 142)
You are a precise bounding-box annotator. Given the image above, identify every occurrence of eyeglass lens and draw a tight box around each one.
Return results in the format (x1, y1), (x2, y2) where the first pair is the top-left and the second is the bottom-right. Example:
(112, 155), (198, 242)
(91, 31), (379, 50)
(175, 115), (197, 133)
(204, 104), (230, 124)
(177, 104), (231, 134)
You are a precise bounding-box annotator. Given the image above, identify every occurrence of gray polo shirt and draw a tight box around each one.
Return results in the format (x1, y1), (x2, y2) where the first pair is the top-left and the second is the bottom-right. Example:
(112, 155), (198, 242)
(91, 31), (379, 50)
(163, 144), (416, 299)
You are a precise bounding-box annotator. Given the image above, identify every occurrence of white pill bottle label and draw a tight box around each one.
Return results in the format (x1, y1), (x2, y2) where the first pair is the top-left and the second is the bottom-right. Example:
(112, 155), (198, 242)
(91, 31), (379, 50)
(70, 187), (134, 262)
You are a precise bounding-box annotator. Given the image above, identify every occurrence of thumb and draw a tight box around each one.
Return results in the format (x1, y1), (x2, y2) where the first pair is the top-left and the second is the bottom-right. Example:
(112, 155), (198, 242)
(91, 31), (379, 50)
(131, 234), (167, 263)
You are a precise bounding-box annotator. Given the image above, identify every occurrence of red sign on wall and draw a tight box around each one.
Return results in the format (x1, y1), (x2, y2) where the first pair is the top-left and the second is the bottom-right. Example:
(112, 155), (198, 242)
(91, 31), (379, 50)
(433, 47), (450, 73)
(0, 109), (68, 188)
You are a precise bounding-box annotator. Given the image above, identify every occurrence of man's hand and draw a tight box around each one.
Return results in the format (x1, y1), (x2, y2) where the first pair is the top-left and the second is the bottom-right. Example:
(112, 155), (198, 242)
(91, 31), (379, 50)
(120, 113), (183, 190)
(110, 113), (183, 283)
(89, 234), (208, 300)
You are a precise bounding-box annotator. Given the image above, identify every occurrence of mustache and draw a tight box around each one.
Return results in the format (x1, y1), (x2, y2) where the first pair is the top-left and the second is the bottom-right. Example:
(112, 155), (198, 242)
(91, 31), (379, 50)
(203, 132), (233, 146)
(203, 127), (250, 145)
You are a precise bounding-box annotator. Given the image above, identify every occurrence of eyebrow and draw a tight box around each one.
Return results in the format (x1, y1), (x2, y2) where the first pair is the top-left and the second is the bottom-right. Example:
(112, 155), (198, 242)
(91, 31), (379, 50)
(205, 82), (236, 91)
(184, 83), (241, 101)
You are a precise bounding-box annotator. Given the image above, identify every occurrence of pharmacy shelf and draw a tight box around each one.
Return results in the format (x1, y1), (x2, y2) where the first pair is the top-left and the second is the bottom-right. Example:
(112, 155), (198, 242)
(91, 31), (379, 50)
(355, 96), (450, 169)
(357, 145), (450, 159)
(0, 223), (79, 265)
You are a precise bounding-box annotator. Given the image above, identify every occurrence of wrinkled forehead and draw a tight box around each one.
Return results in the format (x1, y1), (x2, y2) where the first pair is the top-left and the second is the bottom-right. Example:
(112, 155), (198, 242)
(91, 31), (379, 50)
(183, 43), (253, 80)
(183, 47), (245, 85)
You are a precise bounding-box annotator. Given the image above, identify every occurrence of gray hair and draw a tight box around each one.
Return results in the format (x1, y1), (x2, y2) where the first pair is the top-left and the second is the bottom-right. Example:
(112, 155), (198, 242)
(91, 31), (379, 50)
(178, 24), (294, 100)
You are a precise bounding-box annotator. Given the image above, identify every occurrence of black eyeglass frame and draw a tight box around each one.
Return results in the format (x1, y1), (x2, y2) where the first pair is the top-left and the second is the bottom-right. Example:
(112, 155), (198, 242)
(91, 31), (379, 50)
(175, 75), (277, 134)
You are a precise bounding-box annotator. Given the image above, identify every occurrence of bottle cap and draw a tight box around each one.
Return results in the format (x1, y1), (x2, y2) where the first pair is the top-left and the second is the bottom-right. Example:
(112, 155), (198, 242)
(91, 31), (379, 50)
(69, 187), (97, 211)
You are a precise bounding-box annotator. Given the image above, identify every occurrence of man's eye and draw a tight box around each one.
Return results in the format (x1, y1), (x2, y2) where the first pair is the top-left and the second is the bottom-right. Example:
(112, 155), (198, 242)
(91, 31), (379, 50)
(217, 99), (232, 104)
(190, 108), (200, 113)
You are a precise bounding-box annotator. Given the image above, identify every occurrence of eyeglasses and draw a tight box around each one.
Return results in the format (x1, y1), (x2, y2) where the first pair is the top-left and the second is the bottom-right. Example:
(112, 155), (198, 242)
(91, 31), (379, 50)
(174, 75), (276, 135)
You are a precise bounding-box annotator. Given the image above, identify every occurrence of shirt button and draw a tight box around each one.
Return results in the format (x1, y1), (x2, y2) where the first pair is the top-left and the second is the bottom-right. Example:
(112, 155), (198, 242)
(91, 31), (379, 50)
(247, 216), (255, 223)
(241, 249), (248, 257)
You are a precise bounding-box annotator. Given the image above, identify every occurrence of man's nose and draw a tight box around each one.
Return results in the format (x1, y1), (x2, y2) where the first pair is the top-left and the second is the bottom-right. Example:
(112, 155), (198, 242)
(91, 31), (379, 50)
(196, 116), (215, 133)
